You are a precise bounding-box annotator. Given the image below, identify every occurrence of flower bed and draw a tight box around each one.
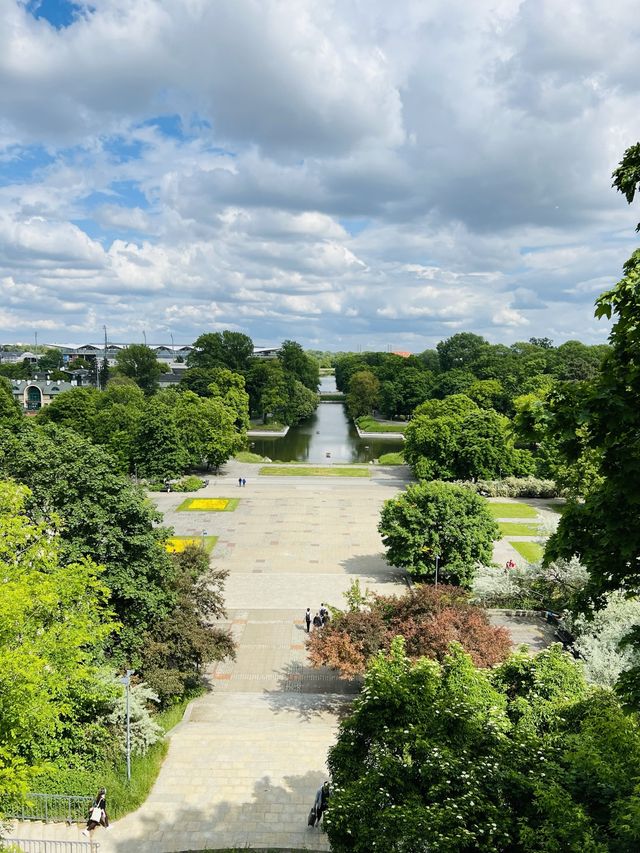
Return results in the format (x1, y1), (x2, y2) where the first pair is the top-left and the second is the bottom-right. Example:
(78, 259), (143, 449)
(176, 497), (239, 512)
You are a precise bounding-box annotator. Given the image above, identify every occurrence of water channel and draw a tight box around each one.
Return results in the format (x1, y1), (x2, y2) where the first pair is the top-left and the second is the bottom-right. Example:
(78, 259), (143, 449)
(249, 375), (404, 463)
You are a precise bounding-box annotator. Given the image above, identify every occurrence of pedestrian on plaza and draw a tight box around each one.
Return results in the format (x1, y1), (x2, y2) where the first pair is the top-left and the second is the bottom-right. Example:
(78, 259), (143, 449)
(82, 787), (109, 836)
(242, 477), (247, 487)
(319, 602), (328, 619)
(321, 610), (331, 627)
(313, 612), (322, 630)
(313, 780), (331, 826)
(305, 607), (312, 633)
(238, 476), (242, 487)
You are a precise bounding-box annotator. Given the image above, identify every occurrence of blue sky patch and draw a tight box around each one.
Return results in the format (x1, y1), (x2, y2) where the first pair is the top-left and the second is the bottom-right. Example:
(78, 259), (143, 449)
(24, 0), (86, 29)
(0, 145), (55, 185)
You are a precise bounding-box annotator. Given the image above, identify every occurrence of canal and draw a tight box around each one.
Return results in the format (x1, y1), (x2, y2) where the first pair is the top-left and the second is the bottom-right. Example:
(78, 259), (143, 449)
(249, 375), (404, 463)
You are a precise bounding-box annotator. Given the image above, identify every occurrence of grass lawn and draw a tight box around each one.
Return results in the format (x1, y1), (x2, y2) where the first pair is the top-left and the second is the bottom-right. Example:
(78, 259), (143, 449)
(487, 501), (539, 519)
(166, 535), (218, 554)
(545, 502), (567, 514)
(357, 415), (406, 433)
(510, 540), (544, 563)
(378, 451), (404, 465)
(248, 420), (287, 431)
(259, 466), (370, 477)
(176, 497), (240, 512)
(498, 522), (540, 537)
(235, 451), (269, 463)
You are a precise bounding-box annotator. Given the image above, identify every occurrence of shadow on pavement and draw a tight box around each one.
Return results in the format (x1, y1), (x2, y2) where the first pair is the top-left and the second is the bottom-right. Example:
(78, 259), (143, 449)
(107, 770), (331, 853)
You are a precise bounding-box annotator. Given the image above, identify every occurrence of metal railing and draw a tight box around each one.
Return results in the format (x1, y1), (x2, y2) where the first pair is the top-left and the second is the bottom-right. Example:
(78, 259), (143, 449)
(1, 841), (98, 852)
(1, 794), (94, 824)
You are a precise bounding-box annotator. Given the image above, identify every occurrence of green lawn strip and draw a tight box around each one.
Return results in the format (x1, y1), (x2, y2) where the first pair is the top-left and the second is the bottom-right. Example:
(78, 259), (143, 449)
(498, 522), (541, 537)
(235, 451), (270, 463)
(248, 421), (287, 431)
(487, 501), (539, 519)
(259, 466), (370, 477)
(378, 451), (404, 465)
(356, 415), (406, 433)
(510, 540), (544, 563)
(176, 498), (240, 512)
(167, 535), (218, 554)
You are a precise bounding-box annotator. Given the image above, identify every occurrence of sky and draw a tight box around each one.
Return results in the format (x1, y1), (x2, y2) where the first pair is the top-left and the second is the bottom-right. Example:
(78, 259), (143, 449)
(1, 0), (639, 351)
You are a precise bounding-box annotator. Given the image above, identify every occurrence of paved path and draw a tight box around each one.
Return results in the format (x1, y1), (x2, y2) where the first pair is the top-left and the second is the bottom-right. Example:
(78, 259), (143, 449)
(7, 469), (407, 852)
(6, 473), (557, 852)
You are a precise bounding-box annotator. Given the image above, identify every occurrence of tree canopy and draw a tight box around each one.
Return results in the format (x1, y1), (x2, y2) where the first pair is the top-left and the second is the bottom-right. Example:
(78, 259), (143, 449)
(114, 344), (164, 395)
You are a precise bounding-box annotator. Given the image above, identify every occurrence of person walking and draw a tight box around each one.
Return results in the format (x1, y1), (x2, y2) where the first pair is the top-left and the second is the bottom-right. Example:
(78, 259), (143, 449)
(242, 477), (246, 487)
(321, 610), (330, 627)
(312, 612), (322, 630)
(305, 608), (312, 633)
(238, 477), (242, 487)
(82, 787), (109, 836)
(319, 602), (328, 619)
(313, 780), (331, 826)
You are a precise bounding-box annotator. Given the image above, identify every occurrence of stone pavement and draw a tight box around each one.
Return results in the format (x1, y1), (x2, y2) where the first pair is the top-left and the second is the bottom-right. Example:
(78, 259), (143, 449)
(6, 470), (407, 852)
(6, 472), (558, 852)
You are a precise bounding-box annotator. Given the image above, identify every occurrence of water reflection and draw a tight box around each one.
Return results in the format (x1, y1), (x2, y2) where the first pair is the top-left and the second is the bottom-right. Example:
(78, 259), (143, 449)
(250, 374), (403, 463)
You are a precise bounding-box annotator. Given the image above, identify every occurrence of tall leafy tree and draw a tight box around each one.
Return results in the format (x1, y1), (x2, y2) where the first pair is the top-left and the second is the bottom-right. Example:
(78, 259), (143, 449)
(0, 480), (116, 799)
(0, 422), (177, 658)
(378, 481), (499, 586)
(36, 386), (100, 436)
(346, 370), (380, 419)
(132, 396), (188, 479)
(188, 330), (254, 373)
(0, 376), (22, 427)
(278, 339), (320, 391)
(115, 344), (164, 395)
(436, 332), (488, 371)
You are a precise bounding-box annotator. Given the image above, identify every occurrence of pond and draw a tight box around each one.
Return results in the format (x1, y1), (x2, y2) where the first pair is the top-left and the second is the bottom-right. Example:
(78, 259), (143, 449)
(249, 375), (404, 463)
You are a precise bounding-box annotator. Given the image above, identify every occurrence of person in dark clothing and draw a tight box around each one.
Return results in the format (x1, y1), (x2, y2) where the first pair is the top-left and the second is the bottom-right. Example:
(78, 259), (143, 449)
(83, 788), (109, 835)
(321, 610), (330, 627)
(313, 781), (331, 826)
(305, 608), (312, 632)
(312, 612), (322, 630)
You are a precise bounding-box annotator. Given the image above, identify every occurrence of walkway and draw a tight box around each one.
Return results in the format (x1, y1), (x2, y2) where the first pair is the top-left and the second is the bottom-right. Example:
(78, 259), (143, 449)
(7, 468), (407, 852)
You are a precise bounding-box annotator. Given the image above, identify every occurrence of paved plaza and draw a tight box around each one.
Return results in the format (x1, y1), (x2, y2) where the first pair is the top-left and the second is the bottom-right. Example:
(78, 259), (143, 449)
(6, 469), (555, 852)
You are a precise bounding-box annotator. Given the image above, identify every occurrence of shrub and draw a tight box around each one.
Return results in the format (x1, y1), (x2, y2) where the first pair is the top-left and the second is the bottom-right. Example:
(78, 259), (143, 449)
(472, 556), (588, 612)
(460, 476), (559, 498)
(307, 584), (511, 678)
(171, 475), (206, 492)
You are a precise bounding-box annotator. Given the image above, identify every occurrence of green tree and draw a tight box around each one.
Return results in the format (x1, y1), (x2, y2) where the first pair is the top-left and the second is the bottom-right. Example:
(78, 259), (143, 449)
(188, 331), (254, 373)
(378, 481), (499, 586)
(36, 386), (99, 437)
(0, 480), (116, 799)
(115, 344), (164, 395)
(92, 383), (146, 472)
(0, 422), (177, 659)
(326, 640), (640, 853)
(436, 332), (488, 371)
(179, 367), (220, 397)
(0, 377), (22, 427)
(278, 339), (320, 391)
(141, 545), (235, 704)
(132, 396), (188, 480)
(346, 370), (380, 419)
(36, 348), (63, 371)
(207, 368), (250, 434)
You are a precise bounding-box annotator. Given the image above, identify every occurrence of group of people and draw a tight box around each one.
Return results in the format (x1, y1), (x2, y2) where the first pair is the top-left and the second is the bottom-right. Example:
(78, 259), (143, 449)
(238, 477), (247, 487)
(304, 602), (330, 632)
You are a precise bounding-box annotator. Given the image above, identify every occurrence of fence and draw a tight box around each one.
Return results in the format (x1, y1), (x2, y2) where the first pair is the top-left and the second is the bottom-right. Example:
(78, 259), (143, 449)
(1, 841), (98, 853)
(1, 795), (94, 824)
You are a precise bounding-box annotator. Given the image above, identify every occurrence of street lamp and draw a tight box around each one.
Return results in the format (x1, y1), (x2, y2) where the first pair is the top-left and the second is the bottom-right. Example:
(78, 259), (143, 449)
(119, 669), (135, 781)
(435, 554), (440, 587)
(202, 529), (207, 549)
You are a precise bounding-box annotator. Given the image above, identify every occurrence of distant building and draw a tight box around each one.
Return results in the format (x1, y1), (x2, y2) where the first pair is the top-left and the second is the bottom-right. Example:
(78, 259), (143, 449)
(392, 351), (412, 359)
(11, 378), (80, 412)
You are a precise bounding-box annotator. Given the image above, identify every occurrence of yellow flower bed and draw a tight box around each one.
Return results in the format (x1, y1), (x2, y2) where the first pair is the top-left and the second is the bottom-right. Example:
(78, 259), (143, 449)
(188, 498), (229, 511)
(166, 537), (202, 553)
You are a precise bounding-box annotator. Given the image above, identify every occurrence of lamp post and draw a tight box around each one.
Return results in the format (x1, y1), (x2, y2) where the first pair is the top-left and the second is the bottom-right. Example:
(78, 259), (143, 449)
(202, 529), (207, 549)
(435, 554), (440, 587)
(119, 669), (135, 781)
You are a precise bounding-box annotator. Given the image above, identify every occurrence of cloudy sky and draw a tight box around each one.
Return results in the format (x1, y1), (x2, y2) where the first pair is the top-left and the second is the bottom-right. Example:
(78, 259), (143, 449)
(0, 0), (639, 350)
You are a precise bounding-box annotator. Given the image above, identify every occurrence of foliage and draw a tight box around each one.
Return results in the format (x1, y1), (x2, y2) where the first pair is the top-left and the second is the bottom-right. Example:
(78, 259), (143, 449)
(462, 476), (559, 498)
(0, 377), (22, 428)
(278, 339), (320, 391)
(326, 640), (640, 852)
(36, 386), (100, 437)
(141, 545), (235, 705)
(472, 557), (589, 612)
(114, 344), (164, 395)
(132, 395), (189, 480)
(566, 593), (640, 689)
(107, 681), (163, 756)
(188, 330), (254, 373)
(0, 480), (117, 800)
(346, 370), (380, 419)
(378, 481), (499, 586)
(307, 585), (511, 678)
(0, 422), (176, 660)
